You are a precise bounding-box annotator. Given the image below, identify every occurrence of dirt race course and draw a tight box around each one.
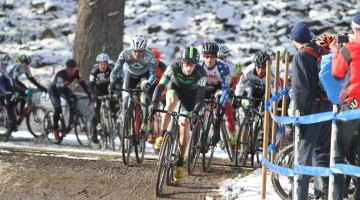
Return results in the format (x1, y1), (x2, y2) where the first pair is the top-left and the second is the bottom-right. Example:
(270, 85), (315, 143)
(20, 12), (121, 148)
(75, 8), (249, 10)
(0, 144), (253, 200)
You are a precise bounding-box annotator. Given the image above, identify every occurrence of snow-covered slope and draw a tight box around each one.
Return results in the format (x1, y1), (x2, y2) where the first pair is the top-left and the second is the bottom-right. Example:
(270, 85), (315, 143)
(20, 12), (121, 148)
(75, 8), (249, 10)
(0, 0), (358, 68)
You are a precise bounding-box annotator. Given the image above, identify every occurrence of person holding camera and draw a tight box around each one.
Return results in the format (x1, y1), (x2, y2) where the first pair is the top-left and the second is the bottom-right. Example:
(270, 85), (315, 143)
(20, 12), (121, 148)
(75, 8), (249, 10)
(289, 22), (332, 199)
(330, 12), (360, 200)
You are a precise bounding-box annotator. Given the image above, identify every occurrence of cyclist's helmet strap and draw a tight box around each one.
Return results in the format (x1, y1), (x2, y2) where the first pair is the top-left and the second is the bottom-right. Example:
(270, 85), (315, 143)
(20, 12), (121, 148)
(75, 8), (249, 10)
(253, 51), (270, 68)
(202, 42), (219, 55)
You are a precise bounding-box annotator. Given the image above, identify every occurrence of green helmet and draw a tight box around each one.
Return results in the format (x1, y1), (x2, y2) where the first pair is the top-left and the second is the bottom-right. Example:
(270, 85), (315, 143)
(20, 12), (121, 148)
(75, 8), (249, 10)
(181, 46), (200, 64)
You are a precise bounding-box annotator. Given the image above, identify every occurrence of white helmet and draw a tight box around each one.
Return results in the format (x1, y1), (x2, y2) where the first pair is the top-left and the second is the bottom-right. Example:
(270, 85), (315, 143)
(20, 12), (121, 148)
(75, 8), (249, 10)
(96, 53), (110, 62)
(218, 45), (230, 56)
(131, 34), (147, 51)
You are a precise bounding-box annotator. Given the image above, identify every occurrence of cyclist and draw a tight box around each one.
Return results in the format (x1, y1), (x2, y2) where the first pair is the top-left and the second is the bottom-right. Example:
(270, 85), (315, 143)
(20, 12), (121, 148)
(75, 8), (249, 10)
(48, 59), (92, 140)
(234, 50), (278, 164)
(0, 61), (15, 135)
(7, 55), (47, 117)
(217, 45), (240, 150)
(89, 53), (116, 144)
(198, 42), (231, 146)
(149, 46), (206, 182)
(146, 48), (167, 143)
(109, 34), (156, 133)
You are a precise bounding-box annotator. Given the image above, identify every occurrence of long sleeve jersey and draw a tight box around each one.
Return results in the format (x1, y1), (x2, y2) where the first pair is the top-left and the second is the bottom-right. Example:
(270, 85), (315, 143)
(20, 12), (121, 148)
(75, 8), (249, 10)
(152, 60), (207, 113)
(234, 63), (278, 98)
(7, 63), (46, 92)
(50, 69), (91, 96)
(198, 59), (231, 107)
(110, 49), (156, 85)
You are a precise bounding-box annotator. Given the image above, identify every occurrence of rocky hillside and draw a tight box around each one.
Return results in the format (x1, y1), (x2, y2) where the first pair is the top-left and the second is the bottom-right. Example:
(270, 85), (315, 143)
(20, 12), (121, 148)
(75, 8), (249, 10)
(0, 0), (358, 67)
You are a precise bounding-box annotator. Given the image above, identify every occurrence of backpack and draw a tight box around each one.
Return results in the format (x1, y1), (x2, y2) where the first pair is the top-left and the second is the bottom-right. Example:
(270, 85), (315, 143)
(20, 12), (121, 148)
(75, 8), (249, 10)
(318, 52), (344, 104)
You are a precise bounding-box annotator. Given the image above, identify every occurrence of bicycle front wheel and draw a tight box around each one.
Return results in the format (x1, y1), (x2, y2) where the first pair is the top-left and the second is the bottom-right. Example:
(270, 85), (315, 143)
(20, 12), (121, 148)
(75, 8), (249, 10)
(221, 121), (234, 162)
(235, 117), (251, 167)
(155, 133), (172, 197)
(202, 113), (215, 172)
(26, 105), (46, 138)
(122, 109), (132, 165)
(271, 144), (294, 200)
(135, 105), (145, 164)
(74, 113), (91, 147)
(187, 120), (201, 175)
(0, 105), (11, 141)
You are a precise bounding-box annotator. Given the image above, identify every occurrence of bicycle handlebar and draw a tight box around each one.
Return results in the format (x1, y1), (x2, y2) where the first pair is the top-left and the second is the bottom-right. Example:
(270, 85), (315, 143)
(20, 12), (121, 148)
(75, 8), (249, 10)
(233, 95), (265, 101)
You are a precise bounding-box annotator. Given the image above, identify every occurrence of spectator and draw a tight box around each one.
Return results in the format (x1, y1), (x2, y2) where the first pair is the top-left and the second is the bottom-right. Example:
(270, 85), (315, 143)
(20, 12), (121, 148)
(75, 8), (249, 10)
(330, 12), (360, 200)
(290, 22), (332, 199)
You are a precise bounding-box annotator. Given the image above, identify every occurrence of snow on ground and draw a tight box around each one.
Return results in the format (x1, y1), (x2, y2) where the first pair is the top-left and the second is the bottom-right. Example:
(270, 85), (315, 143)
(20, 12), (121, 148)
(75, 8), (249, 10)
(2, 0), (356, 199)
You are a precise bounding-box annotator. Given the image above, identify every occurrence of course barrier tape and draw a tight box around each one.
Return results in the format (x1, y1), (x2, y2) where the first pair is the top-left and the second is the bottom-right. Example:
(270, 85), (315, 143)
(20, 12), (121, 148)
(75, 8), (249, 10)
(262, 158), (360, 177)
(260, 92), (360, 178)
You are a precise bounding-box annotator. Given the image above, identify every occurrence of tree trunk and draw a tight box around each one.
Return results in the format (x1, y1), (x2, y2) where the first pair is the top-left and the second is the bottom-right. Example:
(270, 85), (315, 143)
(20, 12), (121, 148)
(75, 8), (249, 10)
(73, 0), (125, 90)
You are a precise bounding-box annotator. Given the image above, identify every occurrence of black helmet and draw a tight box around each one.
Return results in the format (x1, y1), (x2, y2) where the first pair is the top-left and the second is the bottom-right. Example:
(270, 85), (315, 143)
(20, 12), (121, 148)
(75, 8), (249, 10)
(181, 46), (200, 64)
(202, 42), (219, 55)
(19, 55), (32, 64)
(253, 51), (270, 68)
(66, 59), (77, 68)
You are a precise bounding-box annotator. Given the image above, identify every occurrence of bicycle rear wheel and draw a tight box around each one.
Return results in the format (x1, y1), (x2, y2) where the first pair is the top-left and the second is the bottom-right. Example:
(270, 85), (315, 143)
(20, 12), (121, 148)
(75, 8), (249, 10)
(122, 109), (132, 165)
(235, 117), (251, 167)
(155, 133), (172, 196)
(202, 113), (215, 172)
(43, 110), (64, 144)
(26, 105), (46, 138)
(0, 105), (11, 141)
(74, 113), (91, 147)
(188, 120), (201, 175)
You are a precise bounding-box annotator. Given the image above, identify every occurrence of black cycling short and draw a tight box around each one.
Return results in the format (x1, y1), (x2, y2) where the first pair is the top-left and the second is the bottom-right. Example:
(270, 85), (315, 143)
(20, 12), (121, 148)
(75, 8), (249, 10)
(169, 83), (197, 112)
(123, 71), (149, 90)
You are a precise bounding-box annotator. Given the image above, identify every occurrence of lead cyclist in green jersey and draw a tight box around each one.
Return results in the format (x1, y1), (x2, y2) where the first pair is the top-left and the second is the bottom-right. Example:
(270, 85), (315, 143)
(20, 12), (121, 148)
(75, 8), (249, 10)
(149, 46), (206, 182)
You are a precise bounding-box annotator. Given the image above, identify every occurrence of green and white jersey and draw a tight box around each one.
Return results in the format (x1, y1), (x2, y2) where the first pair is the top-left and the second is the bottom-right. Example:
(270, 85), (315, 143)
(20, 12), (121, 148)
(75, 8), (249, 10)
(159, 60), (206, 91)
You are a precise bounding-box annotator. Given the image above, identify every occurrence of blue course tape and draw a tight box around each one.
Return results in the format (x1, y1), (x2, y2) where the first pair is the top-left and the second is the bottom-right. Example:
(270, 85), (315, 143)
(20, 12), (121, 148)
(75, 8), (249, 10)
(263, 158), (360, 178)
(262, 158), (294, 176)
(275, 125), (285, 145)
(336, 108), (360, 121)
(268, 144), (277, 153)
(332, 164), (360, 177)
(294, 165), (332, 176)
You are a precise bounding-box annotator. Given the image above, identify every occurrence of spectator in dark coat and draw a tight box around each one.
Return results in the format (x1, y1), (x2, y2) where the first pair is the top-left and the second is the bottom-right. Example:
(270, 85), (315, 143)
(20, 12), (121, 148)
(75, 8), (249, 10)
(290, 22), (332, 200)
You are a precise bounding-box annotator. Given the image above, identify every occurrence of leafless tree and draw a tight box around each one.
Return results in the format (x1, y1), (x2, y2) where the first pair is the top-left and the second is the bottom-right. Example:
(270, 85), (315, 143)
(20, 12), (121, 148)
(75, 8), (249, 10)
(74, 0), (125, 86)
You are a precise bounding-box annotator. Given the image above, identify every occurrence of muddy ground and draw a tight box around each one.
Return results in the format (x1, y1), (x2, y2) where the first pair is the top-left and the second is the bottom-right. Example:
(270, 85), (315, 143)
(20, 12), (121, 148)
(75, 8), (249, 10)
(0, 149), (253, 200)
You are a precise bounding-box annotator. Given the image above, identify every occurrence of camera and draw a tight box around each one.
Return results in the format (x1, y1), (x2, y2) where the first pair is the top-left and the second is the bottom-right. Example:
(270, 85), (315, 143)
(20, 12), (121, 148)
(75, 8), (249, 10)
(337, 34), (349, 46)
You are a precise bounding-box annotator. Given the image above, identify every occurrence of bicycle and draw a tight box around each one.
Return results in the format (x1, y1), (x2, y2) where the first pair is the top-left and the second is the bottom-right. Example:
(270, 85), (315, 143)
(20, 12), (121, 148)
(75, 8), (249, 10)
(0, 90), (47, 141)
(153, 106), (189, 197)
(90, 93), (120, 151)
(199, 98), (223, 172)
(187, 111), (203, 175)
(42, 96), (91, 146)
(120, 88), (147, 165)
(234, 96), (264, 167)
(272, 141), (359, 199)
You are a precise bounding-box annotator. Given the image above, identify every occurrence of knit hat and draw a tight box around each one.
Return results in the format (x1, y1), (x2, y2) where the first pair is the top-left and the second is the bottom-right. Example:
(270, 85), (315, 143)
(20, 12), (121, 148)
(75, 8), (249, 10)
(352, 11), (360, 29)
(290, 22), (312, 43)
